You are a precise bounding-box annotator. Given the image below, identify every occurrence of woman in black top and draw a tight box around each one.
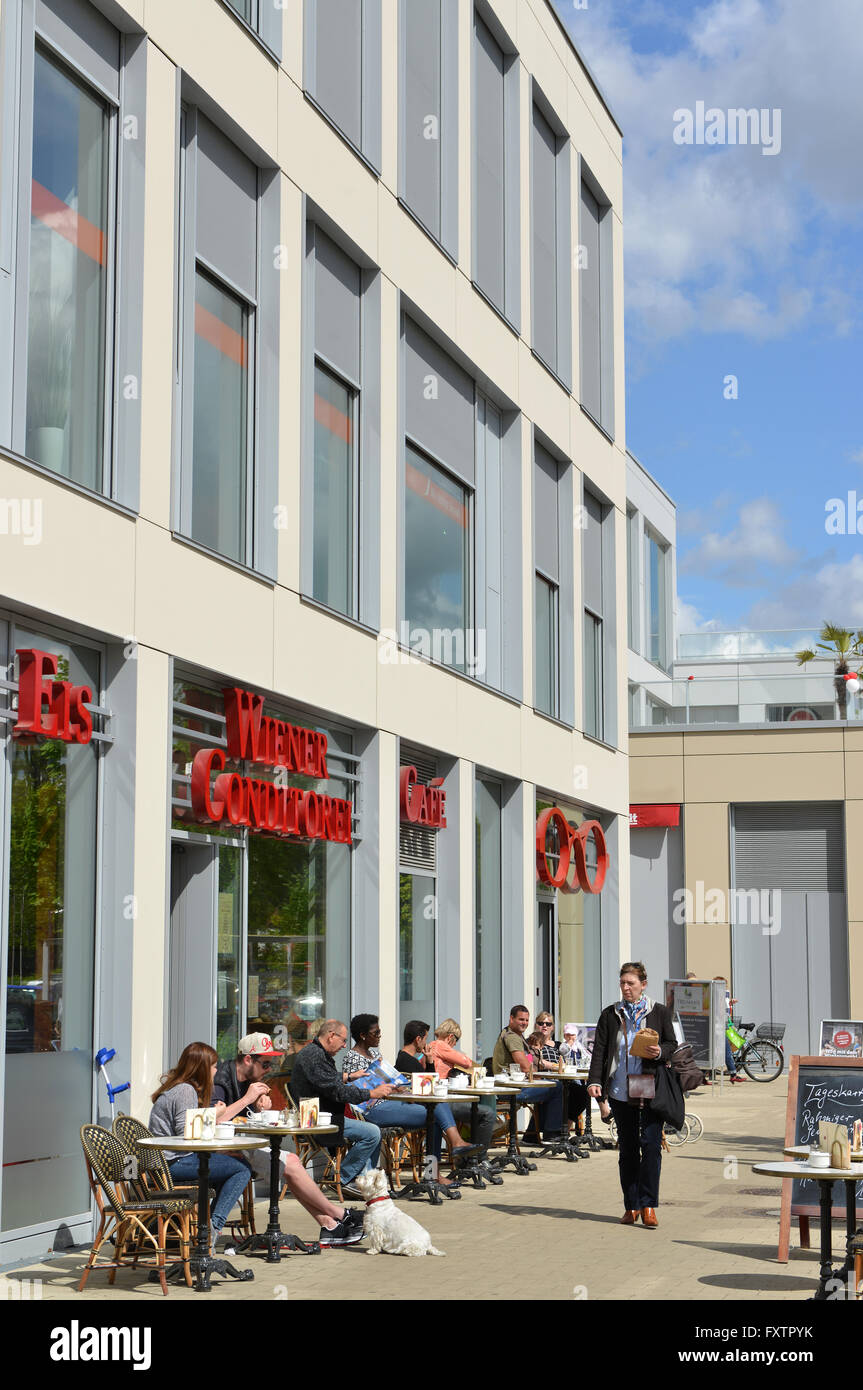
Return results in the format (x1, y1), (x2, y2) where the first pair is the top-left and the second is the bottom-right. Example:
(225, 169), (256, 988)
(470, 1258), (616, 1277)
(587, 962), (677, 1228)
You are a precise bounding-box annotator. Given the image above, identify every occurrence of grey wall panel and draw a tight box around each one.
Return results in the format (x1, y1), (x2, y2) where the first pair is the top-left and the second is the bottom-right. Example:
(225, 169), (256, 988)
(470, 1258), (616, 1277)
(582, 489), (603, 616)
(435, 754), (460, 1028)
(313, 0), (362, 149)
(734, 803), (845, 891)
(114, 33), (147, 511)
(474, 15), (505, 308)
(402, 0), (441, 237)
(404, 318), (474, 484)
(359, 268), (381, 629)
(254, 168), (280, 579)
(631, 827), (684, 990)
(500, 413), (523, 701)
(533, 442), (559, 582)
(314, 228), (361, 383)
(501, 781), (525, 1018)
(196, 114), (257, 299)
(579, 182), (601, 421)
(352, 728), (381, 1016)
(531, 103), (557, 369)
(36, 0), (120, 101)
(259, 0), (283, 58)
(558, 464), (574, 725)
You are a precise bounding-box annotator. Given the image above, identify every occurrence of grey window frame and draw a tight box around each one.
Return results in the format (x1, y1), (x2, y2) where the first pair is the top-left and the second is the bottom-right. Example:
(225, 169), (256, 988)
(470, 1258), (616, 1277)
(578, 160), (615, 439)
(474, 391), (521, 700)
(301, 214), (381, 629)
(533, 434), (573, 724)
(644, 524), (670, 671)
(471, 1), (520, 329)
(581, 484), (618, 745)
(221, 0), (283, 59)
(173, 102), (280, 579)
(398, 0), (459, 259)
(304, 0), (381, 171)
(0, 0), (146, 509)
(530, 82), (571, 389)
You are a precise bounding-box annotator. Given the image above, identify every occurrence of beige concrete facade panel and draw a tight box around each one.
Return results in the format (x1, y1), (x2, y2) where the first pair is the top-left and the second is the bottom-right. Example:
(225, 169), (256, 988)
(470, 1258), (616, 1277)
(841, 749), (863, 795)
(452, 682), (524, 776)
(843, 801), (863, 925)
(144, 0), (279, 160)
(0, 458), (136, 639)
(848, 922), (863, 1018)
(376, 652), (461, 747)
(629, 732), (684, 757)
(683, 751), (846, 804)
(841, 730), (863, 752)
(680, 729), (845, 757)
(454, 277), (521, 406)
(684, 923), (732, 986)
(272, 589), (379, 727)
(518, 347), (571, 458)
(378, 201), (458, 343)
(683, 802), (730, 910)
(133, 520), (276, 690)
(518, 5), (569, 133)
(380, 0), (398, 192)
(628, 755), (684, 804)
(280, 78), (380, 255)
(281, 0), (303, 88)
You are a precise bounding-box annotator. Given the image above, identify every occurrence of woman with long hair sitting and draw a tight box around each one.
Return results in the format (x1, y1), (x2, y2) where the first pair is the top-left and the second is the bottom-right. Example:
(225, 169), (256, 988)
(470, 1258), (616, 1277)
(149, 1042), (363, 1248)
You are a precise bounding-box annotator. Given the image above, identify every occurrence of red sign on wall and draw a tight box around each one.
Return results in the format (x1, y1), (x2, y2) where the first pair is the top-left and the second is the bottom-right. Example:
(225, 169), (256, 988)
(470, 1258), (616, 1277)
(400, 766), (447, 829)
(12, 648), (93, 744)
(189, 686), (353, 845)
(535, 808), (608, 895)
(629, 804), (680, 829)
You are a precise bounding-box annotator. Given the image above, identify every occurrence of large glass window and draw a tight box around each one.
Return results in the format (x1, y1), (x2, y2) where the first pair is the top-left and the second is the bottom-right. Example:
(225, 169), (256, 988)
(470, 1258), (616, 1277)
(579, 175), (614, 435)
(531, 93), (571, 385)
(535, 576), (558, 716)
(399, 872), (436, 1037)
(645, 530), (669, 669)
(192, 269), (250, 562)
(475, 778), (502, 1064)
(534, 443), (561, 718)
(3, 632), (99, 1231)
(404, 446), (470, 671)
(583, 490), (606, 740)
(313, 364), (356, 613)
(25, 50), (109, 490)
(584, 611), (603, 739)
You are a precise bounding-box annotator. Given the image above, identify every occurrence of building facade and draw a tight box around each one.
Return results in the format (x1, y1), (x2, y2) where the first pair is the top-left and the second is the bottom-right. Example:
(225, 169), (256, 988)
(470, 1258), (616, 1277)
(0, 0), (629, 1264)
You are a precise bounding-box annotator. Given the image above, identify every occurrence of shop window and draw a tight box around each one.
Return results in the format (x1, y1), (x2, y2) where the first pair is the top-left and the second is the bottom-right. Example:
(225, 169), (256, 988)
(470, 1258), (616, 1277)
(171, 680), (357, 1058)
(304, 0), (381, 168)
(472, 6), (520, 325)
(399, 0), (458, 257)
(3, 630), (101, 1232)
(175, 109), (280, 576)
(531, 88), (571, 387)
(579, 170), (615, 437)
(0, 0), (146, 505)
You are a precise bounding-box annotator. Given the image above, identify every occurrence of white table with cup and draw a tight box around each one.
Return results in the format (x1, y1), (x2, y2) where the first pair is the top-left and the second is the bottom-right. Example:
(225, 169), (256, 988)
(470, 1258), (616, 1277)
(138, 1130), (268, 1292)
(386, 1074), (485, 1204)
(753, 1141), (863, 1300)
(226, 1105), (337, 1261)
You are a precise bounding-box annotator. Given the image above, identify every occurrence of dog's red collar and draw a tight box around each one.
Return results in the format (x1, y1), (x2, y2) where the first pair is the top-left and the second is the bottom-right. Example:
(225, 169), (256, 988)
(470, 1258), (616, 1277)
(365, 1195), (391, 1206)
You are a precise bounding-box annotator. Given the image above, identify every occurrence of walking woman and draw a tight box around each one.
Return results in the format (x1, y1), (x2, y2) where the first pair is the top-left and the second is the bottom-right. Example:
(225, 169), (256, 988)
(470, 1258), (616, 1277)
(587, 963), (676, 1228)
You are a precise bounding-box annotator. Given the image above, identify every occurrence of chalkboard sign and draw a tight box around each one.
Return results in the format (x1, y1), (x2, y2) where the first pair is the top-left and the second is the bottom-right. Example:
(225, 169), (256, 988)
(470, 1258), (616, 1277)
(777, 1055), (863, 1261)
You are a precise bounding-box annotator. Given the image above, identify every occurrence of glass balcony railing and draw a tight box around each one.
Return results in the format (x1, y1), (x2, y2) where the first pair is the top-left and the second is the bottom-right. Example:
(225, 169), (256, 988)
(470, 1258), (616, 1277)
(676, 629), (822, 660)
(629, 670), (861, 729)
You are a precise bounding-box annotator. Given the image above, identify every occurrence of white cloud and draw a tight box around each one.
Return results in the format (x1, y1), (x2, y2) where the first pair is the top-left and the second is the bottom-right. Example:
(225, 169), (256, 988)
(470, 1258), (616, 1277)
(744, 553), (863, 629)
(679, 496), (798, 584)
(569, 0), (863, 343)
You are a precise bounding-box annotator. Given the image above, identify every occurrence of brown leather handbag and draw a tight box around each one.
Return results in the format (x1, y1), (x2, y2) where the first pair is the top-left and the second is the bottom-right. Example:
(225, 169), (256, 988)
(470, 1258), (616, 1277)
(623, 1017), (656, 1104)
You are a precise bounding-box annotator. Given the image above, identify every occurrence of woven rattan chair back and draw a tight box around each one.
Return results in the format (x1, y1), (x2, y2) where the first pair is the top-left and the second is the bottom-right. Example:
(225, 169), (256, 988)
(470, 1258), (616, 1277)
(80, 1124), (133, 1217)
(113, 1114), (172, 1193)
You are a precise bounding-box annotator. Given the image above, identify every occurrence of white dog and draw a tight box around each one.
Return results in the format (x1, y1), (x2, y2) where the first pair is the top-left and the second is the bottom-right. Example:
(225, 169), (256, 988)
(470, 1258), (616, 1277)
(352, 1169), (445, 1256)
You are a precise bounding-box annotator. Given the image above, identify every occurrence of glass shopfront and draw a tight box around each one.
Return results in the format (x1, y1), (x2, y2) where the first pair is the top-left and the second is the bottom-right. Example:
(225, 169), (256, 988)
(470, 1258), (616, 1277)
(1, 625), (104, 1234)
(536, 796), (604, 1026)
(170, 676), (357, 1066)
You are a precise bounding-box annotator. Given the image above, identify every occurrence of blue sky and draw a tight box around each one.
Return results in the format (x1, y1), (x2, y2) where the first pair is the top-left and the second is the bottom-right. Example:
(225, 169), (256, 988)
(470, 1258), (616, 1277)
(565, 0), (863, 636)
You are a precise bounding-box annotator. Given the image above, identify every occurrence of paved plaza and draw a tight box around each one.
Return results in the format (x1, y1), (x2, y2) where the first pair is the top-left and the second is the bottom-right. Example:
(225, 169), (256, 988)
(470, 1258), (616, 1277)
(3, 1077), (828, 1303)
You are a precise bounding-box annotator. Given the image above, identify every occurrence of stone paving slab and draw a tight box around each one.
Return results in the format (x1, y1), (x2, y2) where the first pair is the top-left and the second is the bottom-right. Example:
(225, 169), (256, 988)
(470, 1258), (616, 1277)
(2, 1078), (828, 1303)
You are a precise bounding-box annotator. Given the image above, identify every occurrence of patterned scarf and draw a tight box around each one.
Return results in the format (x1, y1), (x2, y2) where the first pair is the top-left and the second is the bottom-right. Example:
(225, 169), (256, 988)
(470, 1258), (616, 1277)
(621, 995), (651, 1031)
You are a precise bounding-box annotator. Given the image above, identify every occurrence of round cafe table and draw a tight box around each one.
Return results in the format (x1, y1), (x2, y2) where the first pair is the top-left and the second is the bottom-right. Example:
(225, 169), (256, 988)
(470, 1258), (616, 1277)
(753, 1159), (862, 1300)
(527, 1071), (591, 1162)
(138, 1135), (267, 1292)
(784, 1145), (863, 1296)
(384, 1092), (480, 1204)
(231, 1122), (338, 1262)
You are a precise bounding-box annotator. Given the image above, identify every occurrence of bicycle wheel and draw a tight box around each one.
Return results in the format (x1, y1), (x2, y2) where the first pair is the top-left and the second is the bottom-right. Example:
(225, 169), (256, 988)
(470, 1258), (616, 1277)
(685, 1112), (703, 1142)
(607, 1118), (618, 1146)
(664, 1119), (690, 1146)
(741, 1040), (784, 1082)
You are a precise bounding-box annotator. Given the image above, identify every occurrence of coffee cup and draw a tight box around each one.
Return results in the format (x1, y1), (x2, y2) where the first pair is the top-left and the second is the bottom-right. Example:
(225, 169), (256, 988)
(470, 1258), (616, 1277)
(318, 1111), (332, 1127)
(260, 1109), (280, 1125)
(809, 1151), (830, 1168)
(214, 1123), (234, 1140)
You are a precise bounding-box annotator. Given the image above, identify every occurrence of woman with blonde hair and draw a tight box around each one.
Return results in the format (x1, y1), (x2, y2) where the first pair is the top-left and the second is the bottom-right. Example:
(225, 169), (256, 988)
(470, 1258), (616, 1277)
(429, 1019), (497, 1155)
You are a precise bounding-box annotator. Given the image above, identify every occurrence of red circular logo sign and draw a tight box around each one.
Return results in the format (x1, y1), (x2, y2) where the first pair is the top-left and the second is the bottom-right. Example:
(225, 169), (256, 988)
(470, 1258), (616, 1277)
(833, 1030), (852, 1050)
(535, 808), (609, 895)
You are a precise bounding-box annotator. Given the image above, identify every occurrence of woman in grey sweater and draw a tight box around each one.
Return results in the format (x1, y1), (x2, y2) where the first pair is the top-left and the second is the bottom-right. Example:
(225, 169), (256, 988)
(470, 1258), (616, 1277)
(149, 1042), (254, 1241)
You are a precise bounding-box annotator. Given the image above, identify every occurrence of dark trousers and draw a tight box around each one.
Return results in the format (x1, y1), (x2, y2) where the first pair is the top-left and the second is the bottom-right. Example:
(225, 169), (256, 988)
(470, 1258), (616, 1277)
(609, 1097), (663, 1209)
(516, 1081), (564, 1137)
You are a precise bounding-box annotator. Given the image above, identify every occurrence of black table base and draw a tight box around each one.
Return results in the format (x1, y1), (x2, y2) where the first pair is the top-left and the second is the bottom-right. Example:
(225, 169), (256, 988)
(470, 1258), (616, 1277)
(811, 1178), (861, 1301)
(234, 1131), (323, 1263)
(190, 1151), (255, 1291)
(391, 1104), (463, 1204)
(488, 1096), (536, 1176)
(529, 1133), (588, 1162)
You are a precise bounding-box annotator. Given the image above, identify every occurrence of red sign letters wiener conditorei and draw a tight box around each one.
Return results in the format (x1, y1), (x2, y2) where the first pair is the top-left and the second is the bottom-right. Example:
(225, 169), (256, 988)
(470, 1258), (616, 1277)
(189, 687), (352, 845)
(535, 807), (608, 895)
(13, 648), (93, 744)
(399, 766), (447, 829)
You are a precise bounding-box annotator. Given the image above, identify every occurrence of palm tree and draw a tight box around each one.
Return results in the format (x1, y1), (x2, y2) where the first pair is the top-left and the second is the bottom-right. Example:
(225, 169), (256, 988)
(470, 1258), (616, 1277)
(796, 623), (863, 720)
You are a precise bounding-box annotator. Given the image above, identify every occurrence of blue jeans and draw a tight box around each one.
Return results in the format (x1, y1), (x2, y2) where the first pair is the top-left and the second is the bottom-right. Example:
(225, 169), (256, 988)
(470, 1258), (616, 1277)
(168, 1152), (252, 1232)
(366, 1100), (426, 1132)
(341, 1117), (382, 1182)
(515, 1081), (564, 1136)
(725, 1038), (737, 1075)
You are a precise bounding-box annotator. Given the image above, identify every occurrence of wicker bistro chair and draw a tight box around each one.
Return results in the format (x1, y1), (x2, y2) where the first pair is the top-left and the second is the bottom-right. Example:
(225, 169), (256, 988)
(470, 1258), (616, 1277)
(79, 1125), (195, 1295)
(284, 1131), (348, 1203)
(379, 1127), (424, 1189)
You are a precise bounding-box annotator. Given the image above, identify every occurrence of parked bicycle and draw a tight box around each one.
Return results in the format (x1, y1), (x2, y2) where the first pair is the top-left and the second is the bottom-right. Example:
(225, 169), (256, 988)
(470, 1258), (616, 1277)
(728, 1021), (785, 1082)
(607, 1112), (703, 1147)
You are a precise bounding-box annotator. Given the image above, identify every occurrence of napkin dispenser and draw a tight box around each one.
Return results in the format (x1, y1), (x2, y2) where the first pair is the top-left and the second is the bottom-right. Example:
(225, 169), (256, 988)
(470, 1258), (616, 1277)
(819, 1121), (851, 1169)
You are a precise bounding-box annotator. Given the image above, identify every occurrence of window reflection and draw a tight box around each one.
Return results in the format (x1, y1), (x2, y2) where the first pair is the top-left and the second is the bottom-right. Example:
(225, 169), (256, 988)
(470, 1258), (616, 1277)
(404, 446), (470, 671)
(313, 363), (355, 615)
(192, 268), (249, 562)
